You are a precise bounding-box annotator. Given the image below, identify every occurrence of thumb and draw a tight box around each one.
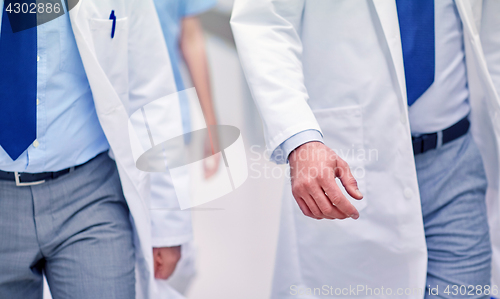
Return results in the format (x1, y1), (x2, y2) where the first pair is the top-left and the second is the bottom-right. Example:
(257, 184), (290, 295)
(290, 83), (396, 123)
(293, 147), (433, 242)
(335, 159), (363, 200)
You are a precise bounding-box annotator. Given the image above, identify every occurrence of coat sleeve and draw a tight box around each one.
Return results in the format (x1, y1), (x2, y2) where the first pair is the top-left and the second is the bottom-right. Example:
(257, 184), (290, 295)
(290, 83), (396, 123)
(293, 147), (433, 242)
(127, 0), (193, 247)
(149, 170), (193, 248)
(230, 0), (322, 156)
(481, 0), (500, 96)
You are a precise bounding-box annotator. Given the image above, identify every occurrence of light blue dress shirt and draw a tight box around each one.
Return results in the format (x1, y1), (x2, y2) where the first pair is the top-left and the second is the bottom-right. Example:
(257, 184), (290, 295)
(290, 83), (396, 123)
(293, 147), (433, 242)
(0, 1), (109, 173)
(273, 0), (470, 164)
(153, 0), (217, 136)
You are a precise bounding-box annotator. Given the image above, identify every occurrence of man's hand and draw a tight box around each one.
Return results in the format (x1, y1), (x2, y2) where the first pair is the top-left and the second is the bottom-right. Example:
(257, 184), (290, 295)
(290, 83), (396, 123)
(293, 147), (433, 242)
(153, 246), (181, 280)
(289, 141), (363, 220)
(203, 134), (221, 179)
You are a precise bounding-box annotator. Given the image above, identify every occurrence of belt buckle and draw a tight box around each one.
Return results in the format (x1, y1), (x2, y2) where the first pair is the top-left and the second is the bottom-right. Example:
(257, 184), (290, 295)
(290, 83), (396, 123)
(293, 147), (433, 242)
(14, 172), (46, 187)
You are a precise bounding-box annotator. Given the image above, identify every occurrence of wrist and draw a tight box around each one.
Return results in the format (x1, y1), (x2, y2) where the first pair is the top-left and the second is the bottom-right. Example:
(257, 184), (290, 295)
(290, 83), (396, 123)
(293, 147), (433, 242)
(289, 141), (323, 162)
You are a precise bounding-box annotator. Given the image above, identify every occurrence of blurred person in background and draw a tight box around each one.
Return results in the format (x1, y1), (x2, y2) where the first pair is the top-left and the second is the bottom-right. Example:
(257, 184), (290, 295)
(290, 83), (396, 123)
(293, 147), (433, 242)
(154, 0), (220, 179)
(232, 0), (500, 298)
(152, 0), (219, 295)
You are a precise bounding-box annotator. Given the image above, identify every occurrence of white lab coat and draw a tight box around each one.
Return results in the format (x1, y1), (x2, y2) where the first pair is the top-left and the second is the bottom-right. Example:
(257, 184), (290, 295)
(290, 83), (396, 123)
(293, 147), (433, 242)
(231, 0), (500, 298)
(66, 1), (191, 298)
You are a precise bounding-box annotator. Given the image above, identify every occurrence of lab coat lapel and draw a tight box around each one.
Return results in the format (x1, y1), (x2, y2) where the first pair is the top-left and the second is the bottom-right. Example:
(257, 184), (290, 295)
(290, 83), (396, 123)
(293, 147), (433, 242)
(372, 0), (407, 107)
(455, 0), (480, 37)
(456, 0), (500, 110)
(68, 2), (154, 299)
(458, 0), (483, 32)
(67, 0), (151, 241)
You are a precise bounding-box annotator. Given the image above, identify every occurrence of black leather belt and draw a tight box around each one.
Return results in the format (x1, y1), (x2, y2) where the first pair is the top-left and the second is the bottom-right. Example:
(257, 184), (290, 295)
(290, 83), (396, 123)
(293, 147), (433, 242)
(0, 152), (102, 186)
(412, 116), (470, 156)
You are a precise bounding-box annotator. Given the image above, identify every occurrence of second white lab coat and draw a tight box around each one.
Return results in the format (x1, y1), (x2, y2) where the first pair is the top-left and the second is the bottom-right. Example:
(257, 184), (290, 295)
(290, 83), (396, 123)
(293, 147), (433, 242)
(0, 0), (192, 297)
(231, 0), (500, 298)
(67, 0), (191, 298)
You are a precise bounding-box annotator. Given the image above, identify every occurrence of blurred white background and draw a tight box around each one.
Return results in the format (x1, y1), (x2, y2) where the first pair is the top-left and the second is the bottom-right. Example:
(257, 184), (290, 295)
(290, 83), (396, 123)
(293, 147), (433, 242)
(182, 2), (285, 297)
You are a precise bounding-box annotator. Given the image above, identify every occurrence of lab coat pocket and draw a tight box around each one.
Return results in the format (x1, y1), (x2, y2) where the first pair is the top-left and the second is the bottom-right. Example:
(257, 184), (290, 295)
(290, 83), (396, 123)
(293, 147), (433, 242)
(89, 17), (129, 102)
(312, 106), (367, 211)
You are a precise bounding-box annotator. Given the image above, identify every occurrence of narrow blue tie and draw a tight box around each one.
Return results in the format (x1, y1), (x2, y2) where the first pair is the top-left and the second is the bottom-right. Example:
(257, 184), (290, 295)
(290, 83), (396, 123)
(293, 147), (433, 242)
(0, 1), (38, 161)
(396, 0), (435, 106)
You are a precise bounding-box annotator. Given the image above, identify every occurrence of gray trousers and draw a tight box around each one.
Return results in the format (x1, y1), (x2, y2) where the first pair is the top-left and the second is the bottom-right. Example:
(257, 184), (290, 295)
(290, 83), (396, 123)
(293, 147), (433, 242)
(0, 152), (135, 299)
(416, 133), (492, 299)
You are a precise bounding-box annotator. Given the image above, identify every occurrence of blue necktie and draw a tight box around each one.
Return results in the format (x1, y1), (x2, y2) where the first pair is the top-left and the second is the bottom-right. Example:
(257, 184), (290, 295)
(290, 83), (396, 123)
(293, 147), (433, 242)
(396, 0), (435, 106)
(0, 1), (38, 161)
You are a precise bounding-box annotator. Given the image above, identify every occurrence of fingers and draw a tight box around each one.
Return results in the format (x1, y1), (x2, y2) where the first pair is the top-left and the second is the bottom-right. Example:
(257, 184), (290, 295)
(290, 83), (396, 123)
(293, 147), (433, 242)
(300, 191), (323, 218)
(293, 178), (323, 219)
(321, 178), (360, 220)
(153, 252), (166, 279)
(309, 190), (349, 220)
(296, 196), (320, 219)
(335, 159), (363, 200)
(203, 154), (220, 179)
(302, 193), (334, 219)
(294, 180), (350, 219)
(155, 261), (175, 280)
(155, 266), (173, 280)
(153, 247), (181, 280)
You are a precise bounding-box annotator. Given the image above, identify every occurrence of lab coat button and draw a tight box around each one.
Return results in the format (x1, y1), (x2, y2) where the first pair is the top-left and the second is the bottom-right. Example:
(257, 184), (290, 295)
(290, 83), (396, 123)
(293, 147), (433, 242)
(404, 188), (413, 199)
(33, 140), (39, 148)
(37, 56), (40, 62)
(400, 114), (406, 124)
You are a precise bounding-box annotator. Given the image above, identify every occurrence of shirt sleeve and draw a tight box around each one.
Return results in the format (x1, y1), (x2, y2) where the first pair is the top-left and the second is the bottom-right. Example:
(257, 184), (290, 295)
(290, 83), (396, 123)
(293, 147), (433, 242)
(182, 0), (218, 17)
(270, 129), (324, 164)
